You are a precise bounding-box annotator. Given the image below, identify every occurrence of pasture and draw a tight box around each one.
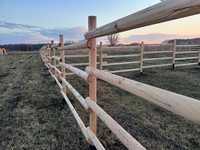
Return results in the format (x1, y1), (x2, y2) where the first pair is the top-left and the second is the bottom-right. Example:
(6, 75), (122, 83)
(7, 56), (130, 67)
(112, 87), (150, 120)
(0, 53), (200, 150)
(1, 1), (200, 149)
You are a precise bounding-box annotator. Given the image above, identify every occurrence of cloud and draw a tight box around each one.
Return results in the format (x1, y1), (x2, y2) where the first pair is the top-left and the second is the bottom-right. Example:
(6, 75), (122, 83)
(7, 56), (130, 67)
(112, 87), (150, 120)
(40, 27), (87, 41)
(0, 21), (87, 44)
(120, 33), (199, 44)
(0, 21), (199, 45)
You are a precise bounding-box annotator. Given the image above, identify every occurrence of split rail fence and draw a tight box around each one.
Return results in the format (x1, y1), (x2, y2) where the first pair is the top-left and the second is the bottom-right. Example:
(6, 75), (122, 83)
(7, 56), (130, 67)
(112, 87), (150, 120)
(40, 0), (200, 149)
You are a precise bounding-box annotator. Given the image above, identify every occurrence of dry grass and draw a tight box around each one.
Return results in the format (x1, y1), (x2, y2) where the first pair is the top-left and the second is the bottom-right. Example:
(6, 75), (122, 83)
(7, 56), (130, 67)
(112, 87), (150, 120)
(0, 52), (200, 150)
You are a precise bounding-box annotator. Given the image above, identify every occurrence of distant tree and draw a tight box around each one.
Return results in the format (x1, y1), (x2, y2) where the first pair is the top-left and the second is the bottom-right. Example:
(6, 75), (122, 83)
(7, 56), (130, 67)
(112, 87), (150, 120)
(107, 33), (119, 46)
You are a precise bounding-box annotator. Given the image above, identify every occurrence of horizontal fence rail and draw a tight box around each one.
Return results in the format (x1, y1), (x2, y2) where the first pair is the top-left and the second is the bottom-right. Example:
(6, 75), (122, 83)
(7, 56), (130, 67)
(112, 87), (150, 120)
(86, 67), (200, 124)
(60, 63), (89, 81)
(85, 0), (200, 39)
(103, 54), (140, 59)
(64, 43), (200, 74)
(39, 0), (200, 149)
(86, 98), (146, 150)
(40, 42), (200, 150)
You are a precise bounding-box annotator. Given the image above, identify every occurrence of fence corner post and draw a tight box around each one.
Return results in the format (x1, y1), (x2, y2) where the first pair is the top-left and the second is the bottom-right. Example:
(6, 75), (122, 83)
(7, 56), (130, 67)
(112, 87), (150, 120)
(140, 41), (144, 74)
(88, 16), (97, 139)
(172, 39), (176, 70)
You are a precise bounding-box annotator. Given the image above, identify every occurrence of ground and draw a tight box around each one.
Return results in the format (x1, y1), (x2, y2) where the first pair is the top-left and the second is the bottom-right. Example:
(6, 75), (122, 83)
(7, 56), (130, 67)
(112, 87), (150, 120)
(0, 53), (200, 150)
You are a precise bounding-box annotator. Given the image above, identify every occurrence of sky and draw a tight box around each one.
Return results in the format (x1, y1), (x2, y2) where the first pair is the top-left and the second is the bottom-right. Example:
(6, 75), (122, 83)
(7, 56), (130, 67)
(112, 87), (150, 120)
(0, 0), (161, 28)
(1, 0), (200, 43)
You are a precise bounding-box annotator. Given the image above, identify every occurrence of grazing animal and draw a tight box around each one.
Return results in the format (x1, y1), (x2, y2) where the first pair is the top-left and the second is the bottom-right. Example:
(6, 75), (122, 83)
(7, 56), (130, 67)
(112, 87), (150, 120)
(0, 48), (8, 55)
(3, 48), (8, 55)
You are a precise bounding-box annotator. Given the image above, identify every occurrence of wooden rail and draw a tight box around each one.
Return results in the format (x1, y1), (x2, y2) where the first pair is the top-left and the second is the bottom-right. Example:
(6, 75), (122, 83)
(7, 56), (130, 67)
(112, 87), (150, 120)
(144, 51), (173, 55)
(61, 78), (89, 110)
(103, 54), (140, 59)
(60, 63), (89, 81)
(86, 67), (200, 124)
(175, 62), (199, 67)
(111, 68), (140, 73)
(175, 57), (199, 61)
(85, 0), (200, 39)
(65, 43), (200, 74)
(61, 41), (200, 74)
(143, 57), (172, 62)
(41, 42), (200, 150)
(103, 61), (140, 67)
(86, 98), (146, 150)
(39, 1), (200, 149)
(176, 51), (199, 55)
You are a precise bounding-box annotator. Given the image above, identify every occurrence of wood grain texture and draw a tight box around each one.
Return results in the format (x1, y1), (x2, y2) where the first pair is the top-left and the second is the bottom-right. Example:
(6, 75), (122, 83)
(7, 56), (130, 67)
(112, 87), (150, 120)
(88, 16), (97, 135)
(86, 67), (200, 124)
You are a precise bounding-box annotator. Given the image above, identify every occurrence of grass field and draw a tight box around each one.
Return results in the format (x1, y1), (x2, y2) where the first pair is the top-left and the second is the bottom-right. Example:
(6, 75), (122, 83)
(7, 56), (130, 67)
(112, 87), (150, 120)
(0, 53), (200, 150)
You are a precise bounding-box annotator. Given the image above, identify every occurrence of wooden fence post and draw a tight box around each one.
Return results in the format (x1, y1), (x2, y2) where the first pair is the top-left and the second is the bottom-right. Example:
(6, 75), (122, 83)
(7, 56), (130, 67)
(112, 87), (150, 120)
(46, 44), (48, 53)
(51, 40), (54, 47)
(99, 42), (103, 70)
(172, 39), (176, 70)
(45, 43), (51, 63)
(50, 40), (55, 73)
(50, 40), (54, 63)
(198, 47), (200, 65)
(53, 42), (57, 67)
(88, 16), (97, 137)
(59, 34), (66, 92)
(140, 41), (144, 74)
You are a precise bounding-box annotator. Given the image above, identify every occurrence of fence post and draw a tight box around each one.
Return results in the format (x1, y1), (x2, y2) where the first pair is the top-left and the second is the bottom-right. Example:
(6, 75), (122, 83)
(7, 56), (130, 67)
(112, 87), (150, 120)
(50, 40), (54, 73)
(172, 39), (176, 70)
(59, 34), (66, 92)
(50, 40), (54, 64)
(47, 43), (51, 63)
(88, 16), (97, 138)
(52, 41), (57, 67)
(47, 43), (49, 55)
(140, 41), (144, 74)
(99, 42), (103, 70)
(198, 47), (200, 65)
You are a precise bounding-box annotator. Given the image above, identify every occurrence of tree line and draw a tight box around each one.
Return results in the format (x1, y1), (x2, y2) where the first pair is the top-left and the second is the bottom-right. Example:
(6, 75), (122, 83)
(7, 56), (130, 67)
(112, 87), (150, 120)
(0, 44), (45, 51)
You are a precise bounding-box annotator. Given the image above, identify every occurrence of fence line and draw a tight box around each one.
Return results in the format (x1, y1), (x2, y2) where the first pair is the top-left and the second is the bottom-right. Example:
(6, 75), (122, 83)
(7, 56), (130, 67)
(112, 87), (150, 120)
(40, 0), (200, 149)
(41, 46), (147, 150)
(62, 43), (200, 74)
(40, 40), (200, 150)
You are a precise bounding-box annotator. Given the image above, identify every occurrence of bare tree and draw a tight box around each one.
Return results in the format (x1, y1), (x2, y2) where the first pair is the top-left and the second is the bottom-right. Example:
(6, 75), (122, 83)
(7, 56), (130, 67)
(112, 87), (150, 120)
(107, 34), (119, 46)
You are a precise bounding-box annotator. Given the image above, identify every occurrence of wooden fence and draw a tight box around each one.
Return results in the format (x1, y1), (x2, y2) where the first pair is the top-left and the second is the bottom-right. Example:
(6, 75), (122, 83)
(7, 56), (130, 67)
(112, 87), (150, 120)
(60, 43), (200, 74)
(40, 0), (200, 149)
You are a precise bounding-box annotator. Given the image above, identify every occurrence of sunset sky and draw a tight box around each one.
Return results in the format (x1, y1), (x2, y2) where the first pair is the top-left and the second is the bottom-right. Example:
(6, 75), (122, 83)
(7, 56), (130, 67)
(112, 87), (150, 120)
(1, 0), (200, 44)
